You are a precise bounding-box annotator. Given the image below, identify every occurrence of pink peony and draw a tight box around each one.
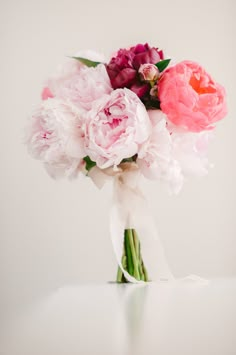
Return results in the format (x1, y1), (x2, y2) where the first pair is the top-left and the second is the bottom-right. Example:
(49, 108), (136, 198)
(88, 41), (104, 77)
(44, 59), (82, 99)
(137, 110), (172, 179)
(171, 130), (212, 177)
(137, 110), (211, 193)
(44, 51), (105, 98)
(106, 43), (163, 98)
(26, 99), (85, 178)
(137, 110), (183, 193)
(46, 64), (112, 111)
(84, 88), (151, 168)
(158, 61), (227, 132)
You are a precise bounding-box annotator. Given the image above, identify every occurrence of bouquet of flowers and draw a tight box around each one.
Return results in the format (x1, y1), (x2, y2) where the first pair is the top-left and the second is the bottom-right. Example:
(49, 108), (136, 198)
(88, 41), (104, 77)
(26, 43), (227, 283)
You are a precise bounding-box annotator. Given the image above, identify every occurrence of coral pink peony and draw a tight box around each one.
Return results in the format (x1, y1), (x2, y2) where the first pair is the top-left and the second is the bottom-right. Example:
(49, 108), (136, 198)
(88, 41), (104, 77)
(158, 61), (227, 132)
(84, 88), (151, 168)
(26, 99), (85, 178)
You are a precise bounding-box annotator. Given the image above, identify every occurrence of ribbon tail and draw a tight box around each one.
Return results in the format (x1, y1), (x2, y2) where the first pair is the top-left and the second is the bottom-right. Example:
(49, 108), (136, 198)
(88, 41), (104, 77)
(89, 164), (207, 285)
(110, 171), (174, 283)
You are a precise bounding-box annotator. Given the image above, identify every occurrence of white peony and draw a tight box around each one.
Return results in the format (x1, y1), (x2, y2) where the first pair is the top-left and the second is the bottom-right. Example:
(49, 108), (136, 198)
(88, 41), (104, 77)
(45, 63), (112, 111)
(26, 98), (85, 178)
(137, 110), (184, 193)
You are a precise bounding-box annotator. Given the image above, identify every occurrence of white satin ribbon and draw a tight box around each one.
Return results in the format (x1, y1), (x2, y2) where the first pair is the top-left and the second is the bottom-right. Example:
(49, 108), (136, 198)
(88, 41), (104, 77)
(89, 163), (174, 283)
(89, 163), (208, 284)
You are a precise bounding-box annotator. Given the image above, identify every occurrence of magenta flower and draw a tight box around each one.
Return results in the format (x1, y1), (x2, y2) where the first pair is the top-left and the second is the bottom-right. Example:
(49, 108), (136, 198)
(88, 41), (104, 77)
(106, 43), (164, 99)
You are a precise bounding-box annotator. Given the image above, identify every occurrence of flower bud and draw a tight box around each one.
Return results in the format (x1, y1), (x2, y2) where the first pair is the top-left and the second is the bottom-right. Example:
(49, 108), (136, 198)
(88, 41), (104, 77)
(139, 64), (160, 81)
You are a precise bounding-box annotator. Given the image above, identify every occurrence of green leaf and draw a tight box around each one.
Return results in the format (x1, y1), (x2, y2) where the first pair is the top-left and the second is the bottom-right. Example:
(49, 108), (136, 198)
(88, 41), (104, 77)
(121, 157), (133, 163)
(71, 57), (101, 67)
(155, 59), (171, 72)
(83, 156), (96, 171)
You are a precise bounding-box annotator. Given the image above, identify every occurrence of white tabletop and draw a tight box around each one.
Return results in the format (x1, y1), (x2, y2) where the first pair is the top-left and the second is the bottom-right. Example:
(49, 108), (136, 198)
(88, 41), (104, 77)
(1, 278), (236, 355)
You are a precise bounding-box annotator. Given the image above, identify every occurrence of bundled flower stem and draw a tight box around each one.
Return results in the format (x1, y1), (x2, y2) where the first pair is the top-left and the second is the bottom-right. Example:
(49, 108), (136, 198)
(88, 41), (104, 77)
(116, 229), (149, 282)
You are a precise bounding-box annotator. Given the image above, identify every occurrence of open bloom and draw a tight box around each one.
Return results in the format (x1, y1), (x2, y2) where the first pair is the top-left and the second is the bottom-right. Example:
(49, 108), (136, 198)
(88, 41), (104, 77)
(137, 110), (183, 193)
(158, 61), (227, 132)
(137, 110), (172, 179)
(41, 50), (106, 101)
(26, 99), (85, 178)
(106, 43), (163, 98)
(171, 130), (212, 177)
(84, 88), (151, 168)
(45, 64), (112, 111)
(42, 59), (82, 101)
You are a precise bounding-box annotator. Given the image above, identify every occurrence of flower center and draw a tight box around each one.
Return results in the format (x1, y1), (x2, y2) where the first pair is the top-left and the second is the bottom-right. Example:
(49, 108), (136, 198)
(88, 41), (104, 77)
(189, 74), (216, 94)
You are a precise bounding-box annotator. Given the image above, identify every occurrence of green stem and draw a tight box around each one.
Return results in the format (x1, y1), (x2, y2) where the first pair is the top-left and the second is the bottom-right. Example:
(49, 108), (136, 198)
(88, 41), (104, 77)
(133, 229), (145, 281)
(127, 229), (140, 280)
(143, 263), (149, 282)
(116, 266), (123, 283)
(116, 228), (149, 283)
(124, 229), (134, 276)
(116, 255), (127, 283)
(133, 229), (140, 259)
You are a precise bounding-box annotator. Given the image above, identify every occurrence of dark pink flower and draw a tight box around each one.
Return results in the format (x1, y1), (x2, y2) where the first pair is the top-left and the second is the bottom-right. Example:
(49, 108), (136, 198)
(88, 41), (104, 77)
(106, 43), (164, 98)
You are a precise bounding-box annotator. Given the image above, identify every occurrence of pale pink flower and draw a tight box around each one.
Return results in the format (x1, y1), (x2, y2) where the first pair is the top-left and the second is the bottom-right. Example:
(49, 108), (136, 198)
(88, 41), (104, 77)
(137, 110), (211, 193)
(158, 61), (227, 132)
(26, 99), (85, 178)
(171, 130), (212, 178)
(44, 59), (82, 99)
(42, 49), (107, 105)
(137, 110), (183, 193)
(137, 110), (171, 179)
(47, 64), (112, 110)
(84, 88), (151, 169)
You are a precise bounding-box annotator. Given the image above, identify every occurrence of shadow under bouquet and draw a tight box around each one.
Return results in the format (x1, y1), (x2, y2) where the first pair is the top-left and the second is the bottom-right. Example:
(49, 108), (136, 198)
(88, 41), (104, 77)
(26, 43), (227, 283)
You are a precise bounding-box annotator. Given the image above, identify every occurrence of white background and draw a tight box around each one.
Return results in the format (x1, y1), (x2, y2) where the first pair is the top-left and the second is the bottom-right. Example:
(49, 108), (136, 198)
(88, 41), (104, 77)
(0, 0), (235, 316)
